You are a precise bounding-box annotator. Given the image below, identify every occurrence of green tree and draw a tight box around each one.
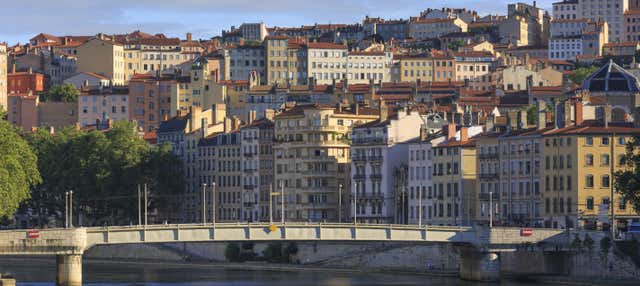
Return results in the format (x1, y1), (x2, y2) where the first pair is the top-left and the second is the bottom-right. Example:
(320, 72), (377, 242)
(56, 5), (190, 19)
(41, 84), (80, 102)
(615, 135), (640, 213)
(568, 66), (598, 85)
(225, 243), (242, 262)
(526, 105), (538, 126)
(0, 121), (41, 218)
(25, 121), (184, 226)
(447, 40), (466, 51)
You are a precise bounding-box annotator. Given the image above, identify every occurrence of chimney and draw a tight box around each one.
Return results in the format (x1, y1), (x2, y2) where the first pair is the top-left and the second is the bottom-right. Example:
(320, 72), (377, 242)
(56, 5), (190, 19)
(11, 63), (16, 73)
(508, 110), (518, 130)
(486, 115), (495, 132)
(460, 126), (469, 142)
(604, 105), (612, 128)
(378, 101), (387, 121)
(187, 32), (193, 42)
(224, 117), (232, 133)
(232, 116), (241, 130)
(201, 117), (208, 138)
(264, 109), (275, 121)
(563, 100), (572, 128)
(574, 101), (583, 126)
(420, 126), (428, 141)
(248, 110), (256, 125)
(537, 99), (546, 130)
(447, 123), (457, 141)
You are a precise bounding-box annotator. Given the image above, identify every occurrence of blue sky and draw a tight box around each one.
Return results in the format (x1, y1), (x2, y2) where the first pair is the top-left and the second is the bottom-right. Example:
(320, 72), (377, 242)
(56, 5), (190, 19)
(0, 0), (555, 45)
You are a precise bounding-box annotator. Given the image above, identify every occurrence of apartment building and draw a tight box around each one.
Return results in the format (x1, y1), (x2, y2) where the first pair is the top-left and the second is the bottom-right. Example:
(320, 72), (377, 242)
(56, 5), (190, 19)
(307, 42), (348, 85)
(7, 94), (77, 130)
(350, 107), (424, 223)
(580, 0), (627, 42)
(397, 54), (433, 83)
(363, 17), (408, 41)
(553, 0), (580, 20)
(286, 38), (308, 85)
(408, 17), (468, 40)
(549, 19), (608, 60)
(432, 54), (457, 82)
(453, 52), (495, 91)
(428, 125), (478, 226)
(128, 73), (175, 131)
(273, 104), (378, 222)
(78, 86), (129, 127)
(0, 44), (7, 109)
(500, 2), (550, 47)
(229, 44), (265, 82)
(346, 51), (393, 83)
(123, 37), (183, 80)
(603, 42), (640, 56)
(265, 36), (289, 85)
(76, 36), (125, 85)
(406, 135), (434, 225)
(623, 9), (640, 41)
(7, 69), (45, 95)
(240, 114), (274, 222)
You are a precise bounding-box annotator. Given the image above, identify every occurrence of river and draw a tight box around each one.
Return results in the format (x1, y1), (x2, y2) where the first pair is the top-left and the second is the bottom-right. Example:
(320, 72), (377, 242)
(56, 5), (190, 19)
(0, 257), (547, 286)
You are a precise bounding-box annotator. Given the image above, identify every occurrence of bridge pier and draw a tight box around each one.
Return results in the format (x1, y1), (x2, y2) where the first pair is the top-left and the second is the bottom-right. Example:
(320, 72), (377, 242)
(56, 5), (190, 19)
(56, 254), (82, 286)
(459, 250), (500, 282)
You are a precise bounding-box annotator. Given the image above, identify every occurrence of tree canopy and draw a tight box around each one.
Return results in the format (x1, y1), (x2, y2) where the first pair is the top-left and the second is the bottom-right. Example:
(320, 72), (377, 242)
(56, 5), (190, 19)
(25, 121), (184, 226)
(41, 83), (80, 102)
(0, 120), (41, 218)
(568, 66), (598, 86)
(614, 135), (640, 213)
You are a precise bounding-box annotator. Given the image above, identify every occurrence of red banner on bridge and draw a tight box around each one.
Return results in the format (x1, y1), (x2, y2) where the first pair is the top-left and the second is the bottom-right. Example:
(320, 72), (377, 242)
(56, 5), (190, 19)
(27, 230), (39, 239)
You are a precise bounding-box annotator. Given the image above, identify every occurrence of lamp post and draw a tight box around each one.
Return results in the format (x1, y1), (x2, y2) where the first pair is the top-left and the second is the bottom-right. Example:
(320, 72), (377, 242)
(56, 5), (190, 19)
(338, 184), (343, 223)
(418, 186), (422, 227)
(137, 185), (141, 226)
(69, 191), (73, 228)
(212, 182), (216, 226)
(489, 191), (493, 228)
(353, 181), (358, 225)
(269, 184), (273, 224)
(281, 182), (285, 225)
(202, 183), (207, 225)
(144, 184), (148, 225)
(65, 191), (69, 228)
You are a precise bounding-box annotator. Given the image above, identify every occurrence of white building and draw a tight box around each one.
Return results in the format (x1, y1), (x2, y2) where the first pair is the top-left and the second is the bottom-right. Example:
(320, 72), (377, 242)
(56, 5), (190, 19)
(580, 0), (627, 42)
(77, 89), (129, 127)
(553, 0), (580, 20)
(350, 107), (424, 223)
(229, 45), (265, 83)
(306, 42), (348, 85)
(407, 137), (433, 225)
(408, 18), (468, 40)
(239, 23), (269, 42)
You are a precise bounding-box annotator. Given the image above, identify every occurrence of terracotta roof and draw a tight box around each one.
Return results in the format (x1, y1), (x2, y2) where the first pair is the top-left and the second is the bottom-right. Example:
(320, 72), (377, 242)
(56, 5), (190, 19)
(603, 42), (640, 48)
(307, 42), (347, 50)
(543, 120), (640, 136)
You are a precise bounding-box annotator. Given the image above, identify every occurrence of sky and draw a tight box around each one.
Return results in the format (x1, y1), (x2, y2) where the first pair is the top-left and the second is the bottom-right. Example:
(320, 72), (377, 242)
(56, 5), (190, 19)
(0, 0), (556, 45)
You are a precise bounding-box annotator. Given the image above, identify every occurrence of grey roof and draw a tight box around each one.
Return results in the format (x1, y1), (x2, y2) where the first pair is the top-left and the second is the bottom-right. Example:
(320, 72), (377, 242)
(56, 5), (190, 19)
(157, 117), (187, 133)
(582, 60), (640, 92)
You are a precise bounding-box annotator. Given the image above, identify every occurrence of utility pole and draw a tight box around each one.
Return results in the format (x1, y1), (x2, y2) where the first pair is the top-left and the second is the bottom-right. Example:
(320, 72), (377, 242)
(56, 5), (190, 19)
(137, 185), (141, 226)
(269, 184), (273, 224)
(65, 191), (69, 228)
(489, 191), (493, 228)
(338, 184), (343, 223)
(69, 191), (73, 228)
(418, 186), (422, 227)
(202, 183), (207, 225)
(144, 184), (148, 225)
(281, 182), (285, 225)
(353, 181), (358, 224)
(212, 182), (216, 226)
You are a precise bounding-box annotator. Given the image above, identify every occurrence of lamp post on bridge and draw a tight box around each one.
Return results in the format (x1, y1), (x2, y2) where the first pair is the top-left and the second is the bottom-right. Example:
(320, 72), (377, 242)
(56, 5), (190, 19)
(212, 182), (216, 226)
(68, 191), (73, 228)
(338, 184), (343, 223)
(65, 191), (69, 228)
(202, 183), (207, 225)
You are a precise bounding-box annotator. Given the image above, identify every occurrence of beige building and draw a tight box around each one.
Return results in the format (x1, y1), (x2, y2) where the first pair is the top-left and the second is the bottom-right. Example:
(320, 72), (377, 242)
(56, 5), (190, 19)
(265, 36), (290, 85)
(408, 17), (468, 40)
(7, 94), (77, 130)
(397, 54), (433, 83)
(453, 51), (495, 91)
(76, 35), (125, 85)
(580, 0), (627, 42)
(274, 104), (378, 222)
(78, 87), (130, 127)
(306, 42), (348, 85)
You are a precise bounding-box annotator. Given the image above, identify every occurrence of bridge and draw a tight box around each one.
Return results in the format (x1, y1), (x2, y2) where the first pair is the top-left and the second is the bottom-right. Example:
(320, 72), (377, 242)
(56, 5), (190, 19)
(0, 223), (588, 285)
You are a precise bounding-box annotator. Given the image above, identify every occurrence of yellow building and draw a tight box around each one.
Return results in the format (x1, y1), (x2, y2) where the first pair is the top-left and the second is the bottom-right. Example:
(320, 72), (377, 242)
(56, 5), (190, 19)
(286, 38), (308, 85)
(429, 126), (477, 226)
(76, 35), (125, 85)
(273, 104), (378, 222)
(542, 119), (640, 230)
(265, 36), (290, 85)
(398, 55), (433, 82)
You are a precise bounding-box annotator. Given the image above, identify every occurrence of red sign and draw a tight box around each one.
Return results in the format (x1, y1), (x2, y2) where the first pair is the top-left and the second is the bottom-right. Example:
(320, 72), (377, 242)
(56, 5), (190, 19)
(520, 228), (533, 237)
(27, 230), (39, 239)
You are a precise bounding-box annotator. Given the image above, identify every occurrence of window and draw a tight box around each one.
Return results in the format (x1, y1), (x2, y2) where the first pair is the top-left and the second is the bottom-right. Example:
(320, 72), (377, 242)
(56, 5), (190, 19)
(585, 137), (593, 146)
(585, 154), (593, 166)
(619, 137), (626, 145)
(586, 197), (594, 210)
(601, 154), (610, 166)
(602, 175), (610, 188)
(602, 137), (609, 145)
(586, 175), (594, 188)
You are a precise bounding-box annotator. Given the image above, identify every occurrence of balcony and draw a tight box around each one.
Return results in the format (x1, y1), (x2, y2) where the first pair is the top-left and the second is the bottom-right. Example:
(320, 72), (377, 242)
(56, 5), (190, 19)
(352, 155), (367, 163)
(352, 138), (387, 145)
(479, 153), (499, 160)
(243, 184), (257, 190)
(369, 174), (383, 180)
(353, 174), (366, 180)
(243, 152), (255, 157)
(243, 168), (257, 173)
(479, 173), (499, 180)
(369, 155), (384, 162)
(479, 193), (500, 200)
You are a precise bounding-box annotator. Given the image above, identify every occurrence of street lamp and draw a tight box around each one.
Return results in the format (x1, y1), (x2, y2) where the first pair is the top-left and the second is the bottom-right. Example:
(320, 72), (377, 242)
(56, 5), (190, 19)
(212, 182), (216, 226)
(353, 181), (358, 225)
(338, 184), (343, 223)
(202, 183), (207, 225)
(65, 191), (69, 228)
(69, 191), (73, 228)
(489, 191), (494, 228)
(280, 182), (285, 225)
(418, 186), (422, 227)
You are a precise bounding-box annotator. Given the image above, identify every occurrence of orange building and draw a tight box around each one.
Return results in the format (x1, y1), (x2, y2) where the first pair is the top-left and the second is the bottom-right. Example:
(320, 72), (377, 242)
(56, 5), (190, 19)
(7, 68), (45, 95)
(128, 73), (177, 131)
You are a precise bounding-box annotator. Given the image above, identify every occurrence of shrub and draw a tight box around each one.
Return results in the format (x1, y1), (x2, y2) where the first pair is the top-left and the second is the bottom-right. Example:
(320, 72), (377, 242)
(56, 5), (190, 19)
(225, 243), (242, 262)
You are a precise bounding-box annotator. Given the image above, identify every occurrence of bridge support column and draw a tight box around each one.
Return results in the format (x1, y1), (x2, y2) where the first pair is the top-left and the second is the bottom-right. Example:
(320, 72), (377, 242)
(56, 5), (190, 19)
(56, 254), (82, 286)
(459, 251), (500, 282)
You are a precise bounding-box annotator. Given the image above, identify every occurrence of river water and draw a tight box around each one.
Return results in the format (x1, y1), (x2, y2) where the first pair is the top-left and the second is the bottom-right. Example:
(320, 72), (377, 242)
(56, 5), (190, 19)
(0, 257), (544, 286)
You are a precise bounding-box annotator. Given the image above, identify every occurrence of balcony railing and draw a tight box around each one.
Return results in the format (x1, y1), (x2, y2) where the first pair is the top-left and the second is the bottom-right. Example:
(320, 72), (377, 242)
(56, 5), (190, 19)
(479, 193), (500, 200)
(352, 155), (367, 162)
(353, 174), (366, 180)
(244, 152), (255, 157)
(243, 168), (257, 173)
(479, 173), (499, 180)
(479, 153), (499, 160)
(369, 156), (383, 162)
(243, 184), (257, 190)
(369, 174), (383, 180)
(352, 138), (387, 145)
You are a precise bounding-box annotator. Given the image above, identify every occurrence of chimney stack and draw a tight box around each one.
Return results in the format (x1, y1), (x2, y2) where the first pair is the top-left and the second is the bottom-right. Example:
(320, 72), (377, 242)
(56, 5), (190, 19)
(447, 123), (457, 141)
(604, 105), (612, 128)
(224, 117), (232, 133)
(264, 109), (275, 121)
(187, 32), (193, 42)
(201, 117), (208, 138)
(564, 100), (572, 128)
(574, 101), (583, 126)
(486, 115), (495, 132)
(537, 100), (546, 130)
(232, 116), (241, 130)
(248, 110), (257, 125)
(460, 126), (469, 142)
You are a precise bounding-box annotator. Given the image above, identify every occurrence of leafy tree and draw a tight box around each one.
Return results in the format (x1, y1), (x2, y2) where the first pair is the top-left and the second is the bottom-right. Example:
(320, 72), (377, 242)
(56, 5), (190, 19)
(583, 234), (595, 252)
(600, 236), (612, 258)
(41, 84), (80, 102)
(0, 121), (41, 218)
(526, 105), (537, 126)
(614, 135), (640, 214)
(447, 40), (466, 51)
(568, 66), (598, 85)
(24, 121), (184, 226)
